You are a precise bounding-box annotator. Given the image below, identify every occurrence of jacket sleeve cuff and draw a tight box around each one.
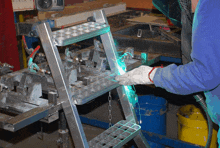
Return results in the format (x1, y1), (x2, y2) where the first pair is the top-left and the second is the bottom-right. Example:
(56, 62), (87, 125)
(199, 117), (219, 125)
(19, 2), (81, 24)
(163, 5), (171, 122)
(152, 68), (163, 87)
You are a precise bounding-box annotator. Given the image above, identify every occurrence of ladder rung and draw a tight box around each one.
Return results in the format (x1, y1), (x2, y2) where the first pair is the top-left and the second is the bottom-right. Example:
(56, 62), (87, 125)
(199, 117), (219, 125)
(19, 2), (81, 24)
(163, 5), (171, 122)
(88, 120), (141, 148)
(72, 73), (119, 105)
(52, 22), (110, 46)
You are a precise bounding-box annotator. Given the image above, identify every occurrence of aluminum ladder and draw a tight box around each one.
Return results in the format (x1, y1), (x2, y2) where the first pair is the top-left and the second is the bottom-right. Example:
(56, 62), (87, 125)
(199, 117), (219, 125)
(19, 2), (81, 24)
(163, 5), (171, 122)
(36, 9), (150, 148)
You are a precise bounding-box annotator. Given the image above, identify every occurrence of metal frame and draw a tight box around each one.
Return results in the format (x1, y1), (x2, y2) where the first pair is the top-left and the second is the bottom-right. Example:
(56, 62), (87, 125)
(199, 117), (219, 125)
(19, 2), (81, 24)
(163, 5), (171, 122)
(35, 9), (150, 148)
(0, 53), (143, 133)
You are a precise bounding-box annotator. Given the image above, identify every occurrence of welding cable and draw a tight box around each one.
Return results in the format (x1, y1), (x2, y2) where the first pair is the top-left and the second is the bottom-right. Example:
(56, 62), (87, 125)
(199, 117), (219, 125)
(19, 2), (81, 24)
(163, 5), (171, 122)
(22, 35), (28, 50)
(194, 94), (212, 148)
(28, 45), (40, 73)
(30, 45), (40, 59)
(28, 45), (41, 73)
(22, 35), (36, 56)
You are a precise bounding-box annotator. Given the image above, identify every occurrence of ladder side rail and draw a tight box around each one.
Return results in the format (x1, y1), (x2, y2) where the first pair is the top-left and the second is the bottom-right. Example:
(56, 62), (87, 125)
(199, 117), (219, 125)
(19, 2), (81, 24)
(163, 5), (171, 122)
(94, 10), (151, 148)
(36, 22), (89, 148)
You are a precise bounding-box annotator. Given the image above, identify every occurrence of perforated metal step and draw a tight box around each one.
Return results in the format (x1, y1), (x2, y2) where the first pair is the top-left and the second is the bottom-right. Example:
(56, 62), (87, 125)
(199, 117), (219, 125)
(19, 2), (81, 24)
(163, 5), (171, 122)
(52, 22), (110, 46)
(88, 120), (141, 148)
(72, 73), (120, 105)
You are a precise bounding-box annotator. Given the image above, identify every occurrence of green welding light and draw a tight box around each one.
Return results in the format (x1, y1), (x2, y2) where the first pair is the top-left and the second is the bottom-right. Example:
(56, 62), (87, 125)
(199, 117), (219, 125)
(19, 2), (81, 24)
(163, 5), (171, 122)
(141, 53), (148, 64)
(116, 55), (138, 105)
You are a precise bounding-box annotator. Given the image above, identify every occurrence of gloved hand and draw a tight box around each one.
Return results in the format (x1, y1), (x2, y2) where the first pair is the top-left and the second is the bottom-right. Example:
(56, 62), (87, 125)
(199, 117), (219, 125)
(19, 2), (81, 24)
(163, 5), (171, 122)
(115, 65), (158, 85)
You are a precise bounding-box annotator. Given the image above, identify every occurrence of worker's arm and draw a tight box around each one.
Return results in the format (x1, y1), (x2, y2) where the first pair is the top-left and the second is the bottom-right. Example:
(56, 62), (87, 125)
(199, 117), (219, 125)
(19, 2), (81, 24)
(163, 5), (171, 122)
(153, 0), (220, 95)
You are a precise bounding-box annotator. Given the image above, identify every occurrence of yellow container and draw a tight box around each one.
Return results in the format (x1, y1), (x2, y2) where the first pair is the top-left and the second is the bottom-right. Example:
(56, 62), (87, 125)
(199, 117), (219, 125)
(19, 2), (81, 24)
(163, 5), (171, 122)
(177, 105), (218, 148)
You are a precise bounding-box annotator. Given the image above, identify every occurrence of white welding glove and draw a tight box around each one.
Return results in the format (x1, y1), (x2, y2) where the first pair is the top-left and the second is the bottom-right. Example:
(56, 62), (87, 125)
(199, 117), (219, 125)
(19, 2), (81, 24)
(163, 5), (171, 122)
(115, 65), (157, 85)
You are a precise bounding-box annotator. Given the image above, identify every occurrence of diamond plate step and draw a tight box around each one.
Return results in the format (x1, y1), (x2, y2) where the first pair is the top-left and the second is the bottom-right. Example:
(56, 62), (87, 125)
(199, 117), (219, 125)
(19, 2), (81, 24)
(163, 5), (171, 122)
(52, 22), (110, 46)
(88, 120), (141, 148)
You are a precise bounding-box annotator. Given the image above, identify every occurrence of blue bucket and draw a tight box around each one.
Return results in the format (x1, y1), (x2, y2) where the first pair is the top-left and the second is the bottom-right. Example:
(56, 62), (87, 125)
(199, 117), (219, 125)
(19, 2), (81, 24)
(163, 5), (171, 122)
(134, 95), (167, 148)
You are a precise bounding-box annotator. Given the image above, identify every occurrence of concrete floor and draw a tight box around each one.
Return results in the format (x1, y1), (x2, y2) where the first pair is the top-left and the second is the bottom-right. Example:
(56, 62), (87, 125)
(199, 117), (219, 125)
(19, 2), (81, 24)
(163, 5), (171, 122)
(0, 123), (105, 148)
(0, 85), (215, 148)
(0, 102), (179, 148)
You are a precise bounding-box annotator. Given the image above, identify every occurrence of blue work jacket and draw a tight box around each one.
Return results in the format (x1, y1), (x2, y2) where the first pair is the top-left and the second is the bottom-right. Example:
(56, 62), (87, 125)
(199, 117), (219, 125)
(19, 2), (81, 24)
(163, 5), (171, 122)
(153, 0), (220, 144)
